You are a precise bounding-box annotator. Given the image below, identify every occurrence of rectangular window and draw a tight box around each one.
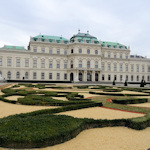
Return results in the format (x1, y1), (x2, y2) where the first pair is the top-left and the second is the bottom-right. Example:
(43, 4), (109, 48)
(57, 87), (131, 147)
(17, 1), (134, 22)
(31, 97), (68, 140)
(95, 62), (98, 68)
(114, 53), (116, 58)
(41, 72), (45, 79)
(41, 60), (45, 68)
(64, 62), (67, 69)
(49, 50), (52, 54)
(131, 75), (133, 81)
(0, 58), (2, 66)
(120, 54), (122, 59)
(64, 50), (67, 55)
(79, 49), (82, 53)
(49, 73), (52, 79)
(25, 59), (29, 67)
(41, 48), (45, 53)
(102, 63), (104, 70)
(120, 75), (123, 81)
(108, 64), (111, 71)
(126, 75), (128, 81)
(57, 73), (60, 79)
(126, 65), (128, 71)
(142, 65), (145, 72)
(114, 75), (117, 80)
(16, 59), (20, 67)
(57, 61), (60, 68)
(120, 64), (123, 71)
(148, 66), (150, 72)
(102, 53), (104, 58)
(33, 47), (37, 52)
(33, 60), (37, 68)
(64, 73), (67, 80)
(57, 49), (60, 54)
(102, 74), (105, 80)
(7, 58), (11, 67)
(126, 55), (128, 59)
(49, 61), (53, 68)
(108, 53), (110, 58)
(33, 72), (37, 79)
(147, 76), (150, 81)
(114, 64), (117, 71)
(95, 50), (98, 55)
(136, 65), (139, 72)
(131, 65), (134, 72)
(108, 75), (111, 80)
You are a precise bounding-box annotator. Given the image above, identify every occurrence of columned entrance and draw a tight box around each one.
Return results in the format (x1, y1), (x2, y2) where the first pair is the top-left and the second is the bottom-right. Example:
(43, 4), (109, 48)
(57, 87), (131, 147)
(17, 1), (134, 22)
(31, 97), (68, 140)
(87, 72), (92, 81)
(70, 73), (74, 82)
(79, 72), (83, 81)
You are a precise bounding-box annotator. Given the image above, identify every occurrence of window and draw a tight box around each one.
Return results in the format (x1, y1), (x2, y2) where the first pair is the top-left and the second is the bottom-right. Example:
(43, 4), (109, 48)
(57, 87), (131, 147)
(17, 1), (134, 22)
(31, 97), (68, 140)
(147, 76), (150, 81)
(95, 50), (98, 55)
(131, 65), (134, 72)
(126, 65), (128, 71)
(7, 58), (11, 67)
(102, 74), (105, 80)
(114, 64), (117, 71)
(114, 53), (116, 58)
(57, 61), (60, 69)
(108, 64), (111, 71)
(131, 75), (133, 81)
(114, 75), (117, 80)
(71, 49), (74, 53)
(95, 61), (98, 68)
(25, 59), (29, 67)
(0, 71), (2, 77)
(16, 59), (20, 67)
(41, 60), (45, 68)
(120, 54), (122, 59)
(79, 49), (82, 53)
(49, 60), (53, 68)
(148, 66), (150, 72)
(41, 72), (45, 79)
(79, 60), (82, 68)
(25, 72), (28, 79)
(126, 54), (128, 59)
(64, 73), (67, 80)
(16, 72), (20, 79)
(142, 76), (144, 80)
(137, 75), (139, 81)
(33, 60), (37, 68)
(71, 60), (73, 68)
(0, 58), (2, 66)
(57, 73), (60, 79)
(108, 52), (110, 58)
(64, 50), (67, 55)
(108, 75), (111, 80)
(126, 75), (128, 81)
(102, 53), (104, 58)
(87, 49), (90, 54)
(120, 75), (123, 81)
(120, 64), (123, 71)
(49, 50), (52, 54)
(57, 49), (60, 54)
(49, 73), (52, 79)
(87, 61), (90, 68)
(136, 65), (139, 72)
(33, 47), (37, 52)
(142, 65), (145, 72)
(102, 63), (104, 70)
(33, 72), (37, 79)
(64, 61), (67, 69)
(41, 48), (45, 53)
(7, 71), (11, 79)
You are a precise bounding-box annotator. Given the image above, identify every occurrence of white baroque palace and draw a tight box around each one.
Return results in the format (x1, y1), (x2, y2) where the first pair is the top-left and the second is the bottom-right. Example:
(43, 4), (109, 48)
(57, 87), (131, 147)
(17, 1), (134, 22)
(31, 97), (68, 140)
(0, 31), (150, 83)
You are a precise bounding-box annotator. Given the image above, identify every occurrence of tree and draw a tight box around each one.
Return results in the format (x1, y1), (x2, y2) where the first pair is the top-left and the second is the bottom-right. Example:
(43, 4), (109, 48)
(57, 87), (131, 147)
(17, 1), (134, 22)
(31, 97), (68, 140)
(140, 79), (144, 87)
(112, 79), (115, 85)
(124, 80), (128, 86)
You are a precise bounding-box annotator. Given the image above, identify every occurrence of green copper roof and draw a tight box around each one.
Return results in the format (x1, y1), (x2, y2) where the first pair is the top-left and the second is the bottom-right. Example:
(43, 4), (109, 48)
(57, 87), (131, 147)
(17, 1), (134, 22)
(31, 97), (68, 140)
(70, 32), (98, 41)
(34, 35), (68, 41)
(0, 45), (26, 50)
(101, 41), (125, 46)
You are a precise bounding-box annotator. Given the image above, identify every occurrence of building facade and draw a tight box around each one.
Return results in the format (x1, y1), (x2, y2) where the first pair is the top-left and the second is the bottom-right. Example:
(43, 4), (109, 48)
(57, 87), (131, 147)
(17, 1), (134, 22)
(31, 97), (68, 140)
(0, 31), (150, 83)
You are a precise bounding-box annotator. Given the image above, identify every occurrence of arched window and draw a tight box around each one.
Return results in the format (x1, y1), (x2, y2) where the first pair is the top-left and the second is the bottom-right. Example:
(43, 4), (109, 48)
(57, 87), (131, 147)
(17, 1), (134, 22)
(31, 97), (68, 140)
(79, 60), (82, 68)
(87, 61), (90, 68)
(87, 49), (90, 54)
(25, 72), (28, 79)
(7, 71), (11, 79)
(16, 72), (20, 79)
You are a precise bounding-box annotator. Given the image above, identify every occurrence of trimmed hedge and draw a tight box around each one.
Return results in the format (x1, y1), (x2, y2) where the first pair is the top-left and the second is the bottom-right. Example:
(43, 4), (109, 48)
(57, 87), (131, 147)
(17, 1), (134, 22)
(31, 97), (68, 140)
(103, 88), (123, 92)
(112, 98), (148, 104)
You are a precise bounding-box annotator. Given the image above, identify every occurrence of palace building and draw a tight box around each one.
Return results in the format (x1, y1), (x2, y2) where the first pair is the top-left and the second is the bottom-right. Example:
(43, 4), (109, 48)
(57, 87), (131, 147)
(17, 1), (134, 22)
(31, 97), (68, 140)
(0, 31), (150, 83)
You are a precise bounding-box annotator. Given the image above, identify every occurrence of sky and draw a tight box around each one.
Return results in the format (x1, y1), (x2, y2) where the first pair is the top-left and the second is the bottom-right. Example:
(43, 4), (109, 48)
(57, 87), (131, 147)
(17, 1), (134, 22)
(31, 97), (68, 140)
(0, 0), (150, 57)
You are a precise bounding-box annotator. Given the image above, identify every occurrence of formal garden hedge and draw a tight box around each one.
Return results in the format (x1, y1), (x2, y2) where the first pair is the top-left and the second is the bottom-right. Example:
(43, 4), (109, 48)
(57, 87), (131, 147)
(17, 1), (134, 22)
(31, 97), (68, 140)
(112, 98), (148, 104)
(103, 88), (123, 92)
(1, 84), (150, 149)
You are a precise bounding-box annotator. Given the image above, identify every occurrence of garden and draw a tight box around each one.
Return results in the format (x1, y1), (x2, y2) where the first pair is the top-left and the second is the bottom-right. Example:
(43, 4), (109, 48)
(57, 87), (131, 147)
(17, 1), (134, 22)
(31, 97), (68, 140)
(0, 83), (150, 149)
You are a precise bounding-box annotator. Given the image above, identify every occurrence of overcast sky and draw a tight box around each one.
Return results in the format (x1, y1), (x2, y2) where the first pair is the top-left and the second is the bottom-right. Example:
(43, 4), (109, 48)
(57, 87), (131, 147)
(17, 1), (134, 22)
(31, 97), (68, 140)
(0, 0), (150, 57)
